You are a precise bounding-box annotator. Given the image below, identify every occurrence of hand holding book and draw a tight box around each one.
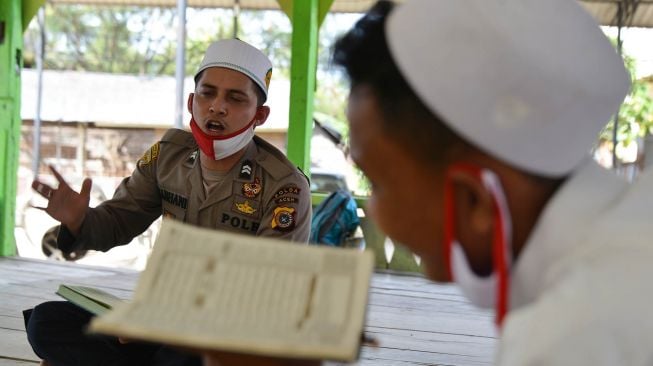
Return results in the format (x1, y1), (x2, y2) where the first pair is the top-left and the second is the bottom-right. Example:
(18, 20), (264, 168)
(89, 219), (374, 362)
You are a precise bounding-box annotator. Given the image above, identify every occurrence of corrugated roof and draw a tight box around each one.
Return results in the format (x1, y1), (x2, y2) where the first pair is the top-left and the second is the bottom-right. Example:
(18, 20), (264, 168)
(46, 0), (377, 12)
(45, 0), (653, 28)
(579, 0), (653, 27)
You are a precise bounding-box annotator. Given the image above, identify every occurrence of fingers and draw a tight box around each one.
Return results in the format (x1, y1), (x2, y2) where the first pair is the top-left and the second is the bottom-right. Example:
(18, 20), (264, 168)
(48, 165), (71, 189)
(32, 180), (54, 199)
(80, 178), (93, 199)
(28, 203), (47, 211)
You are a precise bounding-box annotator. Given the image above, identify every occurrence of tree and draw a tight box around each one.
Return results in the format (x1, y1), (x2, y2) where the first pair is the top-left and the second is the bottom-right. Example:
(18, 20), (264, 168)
(23, 5), (238, 77)
(599, 53), (653, 163)
(24, 5), (182, 75)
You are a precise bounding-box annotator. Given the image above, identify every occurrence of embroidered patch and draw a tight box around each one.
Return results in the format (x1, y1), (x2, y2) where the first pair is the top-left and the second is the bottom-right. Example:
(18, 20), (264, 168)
(139, 142), (160, 166)
(265, 68), (273, 89)
(239, 160), (253, 180)
(275, 196), (298, 205)
(159, 188), (188, 209)
(220, 213), (260, 233)
(242, 178), (262, 198)
(187, 150), (199, 164)
(272, 185), (301, 199)
(234, 200), (257, 215)
(271, 206), (296, 232)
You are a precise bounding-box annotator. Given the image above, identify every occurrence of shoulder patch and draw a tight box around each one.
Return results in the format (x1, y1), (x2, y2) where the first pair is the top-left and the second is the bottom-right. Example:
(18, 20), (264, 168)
(138, 142), (160, 166)
(273, 185), (301, 199)
(271, 206), (296, 232)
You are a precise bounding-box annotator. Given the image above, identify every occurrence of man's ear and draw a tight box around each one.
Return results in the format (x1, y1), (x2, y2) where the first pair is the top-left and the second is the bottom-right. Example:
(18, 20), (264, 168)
(187, 93), (194, 114)
(254, 106), (271, 127)
(449, 169), (495, 249)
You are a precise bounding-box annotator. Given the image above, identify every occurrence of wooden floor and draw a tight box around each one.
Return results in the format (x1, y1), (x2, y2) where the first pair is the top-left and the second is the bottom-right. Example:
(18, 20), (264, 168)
(0, 256), (496, 366)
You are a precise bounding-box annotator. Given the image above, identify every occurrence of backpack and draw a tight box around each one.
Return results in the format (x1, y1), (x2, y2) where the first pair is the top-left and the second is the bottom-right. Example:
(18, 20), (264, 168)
(310, 190), (360, 247)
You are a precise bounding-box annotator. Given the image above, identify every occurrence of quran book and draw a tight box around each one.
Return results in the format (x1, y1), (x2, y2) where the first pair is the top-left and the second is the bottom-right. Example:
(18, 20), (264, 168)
(90, 219), (374, 362)
(56, 284), (125, 316)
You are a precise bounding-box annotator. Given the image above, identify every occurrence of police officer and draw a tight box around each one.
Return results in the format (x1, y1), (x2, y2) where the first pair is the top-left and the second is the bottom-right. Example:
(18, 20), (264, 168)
(25, 39), (311, 366)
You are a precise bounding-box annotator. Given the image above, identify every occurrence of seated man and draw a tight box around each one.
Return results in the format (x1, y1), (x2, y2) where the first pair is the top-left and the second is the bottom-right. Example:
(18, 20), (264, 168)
(206, 0), (650, 365)
(25, 38), (311, 366)
(331, 0), (651, 365)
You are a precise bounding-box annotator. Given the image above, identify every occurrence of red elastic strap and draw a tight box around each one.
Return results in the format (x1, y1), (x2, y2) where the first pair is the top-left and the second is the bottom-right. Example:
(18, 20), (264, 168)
(444, 163), (510, 328)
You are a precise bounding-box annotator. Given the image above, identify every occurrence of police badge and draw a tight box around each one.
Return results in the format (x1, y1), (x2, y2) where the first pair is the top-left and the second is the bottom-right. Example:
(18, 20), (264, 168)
(271, 206), (296, 232)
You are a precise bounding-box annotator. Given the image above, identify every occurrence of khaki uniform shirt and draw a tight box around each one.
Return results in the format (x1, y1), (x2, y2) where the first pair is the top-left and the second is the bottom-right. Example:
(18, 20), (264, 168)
(57, 129), (311, 253)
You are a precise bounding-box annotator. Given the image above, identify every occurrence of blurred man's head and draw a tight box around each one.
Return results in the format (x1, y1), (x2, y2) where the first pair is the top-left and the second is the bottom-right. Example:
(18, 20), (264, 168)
(334, 0), (629, 313)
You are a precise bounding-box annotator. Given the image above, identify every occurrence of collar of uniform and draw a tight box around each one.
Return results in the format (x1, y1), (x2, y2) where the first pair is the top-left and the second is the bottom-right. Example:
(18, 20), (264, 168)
(509, 160), (627, 309)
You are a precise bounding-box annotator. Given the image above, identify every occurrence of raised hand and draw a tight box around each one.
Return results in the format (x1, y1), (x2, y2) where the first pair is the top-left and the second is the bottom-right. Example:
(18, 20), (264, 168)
(31, 165), (92, 237)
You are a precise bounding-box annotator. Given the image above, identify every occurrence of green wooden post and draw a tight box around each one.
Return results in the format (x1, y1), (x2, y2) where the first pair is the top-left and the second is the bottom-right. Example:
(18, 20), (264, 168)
(286, 0), (318, 173)
(0, 0), (42, 256)
(0, 0), (22, 256)
(279, 0), (333, 174)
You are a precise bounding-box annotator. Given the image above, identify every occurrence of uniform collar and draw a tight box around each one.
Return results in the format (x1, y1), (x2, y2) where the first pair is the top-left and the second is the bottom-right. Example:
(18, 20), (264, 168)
(197, 139), (259, 210)
(509, 160), (627, 309)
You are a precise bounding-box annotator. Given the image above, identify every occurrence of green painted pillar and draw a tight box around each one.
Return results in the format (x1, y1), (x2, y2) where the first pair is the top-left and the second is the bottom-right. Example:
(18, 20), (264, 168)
(279, 0), (333, 174)
(0, 0), (42, 256)
(0, 0), (22, 256)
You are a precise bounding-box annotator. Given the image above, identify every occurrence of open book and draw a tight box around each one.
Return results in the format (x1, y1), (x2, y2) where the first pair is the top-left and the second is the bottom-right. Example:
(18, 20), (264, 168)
(56, 284), (125, 316)
(89, 219), (374, 362)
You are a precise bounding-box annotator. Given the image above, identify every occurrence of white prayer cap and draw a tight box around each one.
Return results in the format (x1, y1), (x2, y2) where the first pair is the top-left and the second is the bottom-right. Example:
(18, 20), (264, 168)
(386, 0), (630, 177)
(195, 39), (273, 102)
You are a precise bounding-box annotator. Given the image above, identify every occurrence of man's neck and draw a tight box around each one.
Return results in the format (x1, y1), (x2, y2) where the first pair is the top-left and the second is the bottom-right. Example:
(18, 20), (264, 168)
(200, 147), (248, 172)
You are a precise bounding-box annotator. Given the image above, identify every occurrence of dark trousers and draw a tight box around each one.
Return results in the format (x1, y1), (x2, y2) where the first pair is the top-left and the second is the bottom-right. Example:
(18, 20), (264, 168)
(24, 301), (201, 366)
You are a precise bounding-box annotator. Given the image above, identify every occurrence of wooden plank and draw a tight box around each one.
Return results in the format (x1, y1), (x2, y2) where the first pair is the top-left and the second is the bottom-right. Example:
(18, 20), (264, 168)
(0, 359), (39, 366)
(0, 256), (495, 366)
(0, 328), (38, 362)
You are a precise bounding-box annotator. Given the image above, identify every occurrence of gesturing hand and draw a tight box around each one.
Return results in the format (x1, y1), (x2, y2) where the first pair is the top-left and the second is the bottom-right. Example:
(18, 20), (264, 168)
(32, 165), (92, 237)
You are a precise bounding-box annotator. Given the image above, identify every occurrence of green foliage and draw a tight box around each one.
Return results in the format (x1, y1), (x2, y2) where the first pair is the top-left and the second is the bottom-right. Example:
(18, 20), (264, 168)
(23, 5), (237, 77)
(600, 54), (653, 150)
(25, 6), (179, 75)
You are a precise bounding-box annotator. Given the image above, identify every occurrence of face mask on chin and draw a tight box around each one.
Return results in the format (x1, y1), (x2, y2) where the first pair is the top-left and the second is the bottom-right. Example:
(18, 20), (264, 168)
(443, 164), (513, 327)
(190, 117), (256, 160)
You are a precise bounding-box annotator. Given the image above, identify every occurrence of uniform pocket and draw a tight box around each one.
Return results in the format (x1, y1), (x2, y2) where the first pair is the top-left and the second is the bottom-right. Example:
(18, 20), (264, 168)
(162, 202), (186, 221)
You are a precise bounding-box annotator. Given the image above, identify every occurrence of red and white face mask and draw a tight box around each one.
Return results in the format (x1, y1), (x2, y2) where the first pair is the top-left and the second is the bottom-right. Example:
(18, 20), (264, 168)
(443, 164), (513, 327)
(190, 117), (256, 160)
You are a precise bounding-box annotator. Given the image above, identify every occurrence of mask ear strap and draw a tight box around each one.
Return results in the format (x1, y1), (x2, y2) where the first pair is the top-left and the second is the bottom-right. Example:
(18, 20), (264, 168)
(443, 169), (457, 282)
(444, 164), (513, 328)
(481, 170), (512, 327)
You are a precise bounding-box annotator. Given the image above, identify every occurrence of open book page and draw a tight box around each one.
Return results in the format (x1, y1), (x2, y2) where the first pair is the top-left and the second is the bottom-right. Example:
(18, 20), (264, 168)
(90, 219), (374, 361)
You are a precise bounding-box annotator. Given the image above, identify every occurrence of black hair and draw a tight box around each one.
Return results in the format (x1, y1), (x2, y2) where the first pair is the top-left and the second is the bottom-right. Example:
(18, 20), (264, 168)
(194, 69), (266, 107)
(333, 0), (463, 167)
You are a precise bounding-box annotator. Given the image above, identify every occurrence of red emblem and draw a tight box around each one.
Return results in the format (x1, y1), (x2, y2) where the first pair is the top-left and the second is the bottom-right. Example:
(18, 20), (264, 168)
(243, 178), (262, 198)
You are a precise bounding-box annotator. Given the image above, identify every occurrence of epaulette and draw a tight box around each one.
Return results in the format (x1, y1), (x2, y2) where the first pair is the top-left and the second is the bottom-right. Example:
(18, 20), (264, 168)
(253, 136), (299, 180)
(160, 128), (197, 148)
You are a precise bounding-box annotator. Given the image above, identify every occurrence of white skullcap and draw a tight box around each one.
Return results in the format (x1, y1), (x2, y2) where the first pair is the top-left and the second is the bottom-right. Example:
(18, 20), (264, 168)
(195, 39), (273, 102)
(386, 0), (630, 177)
